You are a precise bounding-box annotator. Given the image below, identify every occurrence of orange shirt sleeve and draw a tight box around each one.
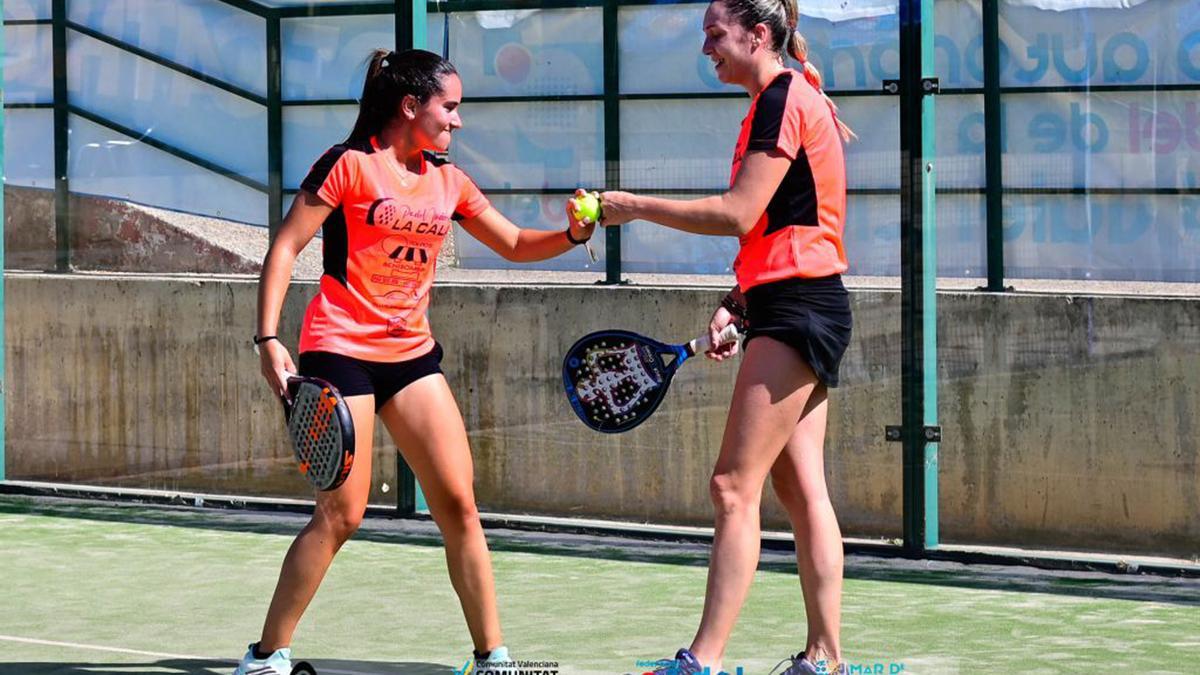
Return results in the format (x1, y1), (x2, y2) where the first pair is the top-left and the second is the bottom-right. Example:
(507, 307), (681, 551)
(300, 146), (358, 208)
(453, 167), (491, 220)
(745, 81), (804, 161)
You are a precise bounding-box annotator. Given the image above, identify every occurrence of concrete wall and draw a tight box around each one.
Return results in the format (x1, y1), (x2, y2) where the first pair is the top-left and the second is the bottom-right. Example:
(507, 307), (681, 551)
(4, 274), (1198, 558)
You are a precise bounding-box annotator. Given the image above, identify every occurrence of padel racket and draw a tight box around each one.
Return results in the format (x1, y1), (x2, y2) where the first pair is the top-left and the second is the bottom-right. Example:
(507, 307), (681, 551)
(281, 374), (356, 491)
(562, 324), (740, 433)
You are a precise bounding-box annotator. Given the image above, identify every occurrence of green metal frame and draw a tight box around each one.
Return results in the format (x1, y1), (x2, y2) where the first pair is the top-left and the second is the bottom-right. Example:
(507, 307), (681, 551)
(1, 10), (7, 482)
(51, 0), (70, 272)
(267, 15), (284, 234)
(602, 0), (623, 283)
(395, 0), (429, 516)
(982, 0), (1004, 292)
(898, 0), (940, 552)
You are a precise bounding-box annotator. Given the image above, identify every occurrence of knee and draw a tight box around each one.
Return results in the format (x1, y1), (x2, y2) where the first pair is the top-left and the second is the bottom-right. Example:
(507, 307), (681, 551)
(709, 473), (758, 518)
(432, 492), (481, 536)
(772, 472), (832, 521)
(314, 505), (365, 544)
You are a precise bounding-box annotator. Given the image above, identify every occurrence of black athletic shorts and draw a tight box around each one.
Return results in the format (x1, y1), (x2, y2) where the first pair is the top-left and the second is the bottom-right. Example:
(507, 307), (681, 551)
(743, 275), (852, 388)
(298, 343), (445, 412)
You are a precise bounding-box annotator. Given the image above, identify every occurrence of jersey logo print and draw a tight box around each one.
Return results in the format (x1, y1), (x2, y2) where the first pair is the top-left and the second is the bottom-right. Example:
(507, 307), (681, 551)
(387, 244), (430, 263)
(366, 197), (397, 226)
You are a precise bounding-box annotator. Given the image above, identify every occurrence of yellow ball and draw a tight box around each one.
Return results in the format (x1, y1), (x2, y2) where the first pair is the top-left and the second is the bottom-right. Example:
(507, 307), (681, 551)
(571, 192), (602, 224)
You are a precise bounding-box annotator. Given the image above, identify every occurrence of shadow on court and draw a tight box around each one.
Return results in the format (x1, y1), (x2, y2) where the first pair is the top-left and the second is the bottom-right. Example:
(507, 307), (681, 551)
(3, 494), (1197, 609)
(0, 660), (454, 674)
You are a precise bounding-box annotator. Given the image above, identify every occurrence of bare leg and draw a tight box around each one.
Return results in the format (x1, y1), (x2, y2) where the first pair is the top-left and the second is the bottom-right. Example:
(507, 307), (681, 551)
(688, 337), (821, 669)
(259, 394), (376, 651)
(770, 386), (844, 664)
(378, 374), (502, 654)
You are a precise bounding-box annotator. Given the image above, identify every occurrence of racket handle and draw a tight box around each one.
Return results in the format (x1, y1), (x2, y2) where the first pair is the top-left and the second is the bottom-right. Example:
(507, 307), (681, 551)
(280, 371), (299, 405)
(689, 323), (740, 355)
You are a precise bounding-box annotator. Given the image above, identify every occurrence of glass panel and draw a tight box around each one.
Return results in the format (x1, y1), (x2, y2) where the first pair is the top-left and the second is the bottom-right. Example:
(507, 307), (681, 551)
(800, 8), (900, 92)
(68, 0), (267, 96)
(839, 97), (902, 189)
(844, 194), (902, 277)
(3, 108), (54, 189)
(937, 93), (986, 189)
(937, 192), (987, 277)
(67, 30), (268, 185)
(1003, 91), (1197, 190)
(930, 0), (1200, 558)
(620, 98), (744, 191)
(68, 114), (267, 227)
(620, 195), (740, 274)
(450, 101), (604, 190)
(4, 108), (57, 272)
(1000, 0), (1200, 88)
(936, 0), (984, 88)
(3, 25), (53, 104)
(1003, 193), (1200, 281)
(998, 0), (1200, 281)
(3, 0), (52, 21)
(282, 14), (394, 101)
(618, 4), (740, 95)
(430, 8), (604, 97)
(283, 104), (357, 189)
(452, 194), (604, 273)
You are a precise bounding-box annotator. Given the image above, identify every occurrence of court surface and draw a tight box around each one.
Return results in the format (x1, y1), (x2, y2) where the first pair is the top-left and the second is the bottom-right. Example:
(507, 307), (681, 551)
(1, 495), (1197, 674)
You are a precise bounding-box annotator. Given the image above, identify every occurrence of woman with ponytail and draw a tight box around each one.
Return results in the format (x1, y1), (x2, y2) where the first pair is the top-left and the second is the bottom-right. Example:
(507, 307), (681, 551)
(597, 1), (853, 673)
(234, 49), (596, 675)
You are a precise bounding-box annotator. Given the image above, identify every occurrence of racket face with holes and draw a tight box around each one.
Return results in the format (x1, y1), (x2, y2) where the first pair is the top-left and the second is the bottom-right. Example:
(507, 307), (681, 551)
(283, 376), (356, 491)
(562, 330), (686, 433)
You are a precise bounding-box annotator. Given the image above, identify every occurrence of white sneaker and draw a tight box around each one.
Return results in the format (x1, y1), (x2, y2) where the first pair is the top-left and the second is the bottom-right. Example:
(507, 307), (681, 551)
(233, 643), (293, 675)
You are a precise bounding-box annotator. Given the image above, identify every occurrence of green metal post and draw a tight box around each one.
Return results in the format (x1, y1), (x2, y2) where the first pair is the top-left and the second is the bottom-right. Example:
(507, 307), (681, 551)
(982, 0), (1006, 291)
(395, 0), (428, 515)
(918, 0), (939, 550)
(602, 0), (623, 284)
(267, 12), (284, 236)
(1, 17), (7, 481)
(396, 0), (426, 54)
(898, 0), (939, 552)
(52, 0), (70, 272)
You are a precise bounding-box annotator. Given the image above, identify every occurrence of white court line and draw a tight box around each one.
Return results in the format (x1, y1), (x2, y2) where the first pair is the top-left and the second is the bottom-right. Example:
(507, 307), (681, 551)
(0, 635), (380, 675)
(0, 634), (232, 662)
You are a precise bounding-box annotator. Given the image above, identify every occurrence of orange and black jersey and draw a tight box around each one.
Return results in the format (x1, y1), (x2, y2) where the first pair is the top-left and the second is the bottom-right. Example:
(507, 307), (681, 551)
(731, 69), (848, 291)
(298, 136), (489, 362)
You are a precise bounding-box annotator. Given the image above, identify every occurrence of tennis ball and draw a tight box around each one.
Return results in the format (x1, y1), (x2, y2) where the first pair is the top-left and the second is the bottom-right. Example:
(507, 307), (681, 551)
(571, 192), (602, 225)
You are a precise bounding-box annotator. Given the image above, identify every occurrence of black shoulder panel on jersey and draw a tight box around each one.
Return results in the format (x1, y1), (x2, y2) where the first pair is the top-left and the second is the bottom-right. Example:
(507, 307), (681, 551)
(746, 71), (794, 153)
(300, 139), (376, 195)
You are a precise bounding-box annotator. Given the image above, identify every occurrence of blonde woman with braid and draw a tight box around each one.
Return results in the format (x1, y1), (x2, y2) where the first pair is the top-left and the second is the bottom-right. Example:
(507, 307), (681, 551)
(595, 1), (854, 673)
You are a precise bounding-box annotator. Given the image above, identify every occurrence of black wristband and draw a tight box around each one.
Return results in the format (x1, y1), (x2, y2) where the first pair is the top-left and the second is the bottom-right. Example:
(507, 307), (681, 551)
(252, 335), (279, 346)
(564, 227), (590, 246)
(720, 294), (746, 317)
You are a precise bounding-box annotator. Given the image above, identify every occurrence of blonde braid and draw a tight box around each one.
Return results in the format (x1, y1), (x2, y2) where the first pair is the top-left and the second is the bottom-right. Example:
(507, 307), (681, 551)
(782, 3), (856, 142)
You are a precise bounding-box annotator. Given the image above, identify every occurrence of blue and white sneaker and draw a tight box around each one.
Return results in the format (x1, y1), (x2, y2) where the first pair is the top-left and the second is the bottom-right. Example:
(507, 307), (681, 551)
(651, 648), (706, 675)
(232, 643), (292, 675)
(769, 653), (846, 675)
(457, 645), (514, 674)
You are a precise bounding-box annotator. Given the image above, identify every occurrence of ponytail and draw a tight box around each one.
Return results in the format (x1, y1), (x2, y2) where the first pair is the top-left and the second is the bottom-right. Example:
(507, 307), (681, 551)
(786, 30), (856, 142)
